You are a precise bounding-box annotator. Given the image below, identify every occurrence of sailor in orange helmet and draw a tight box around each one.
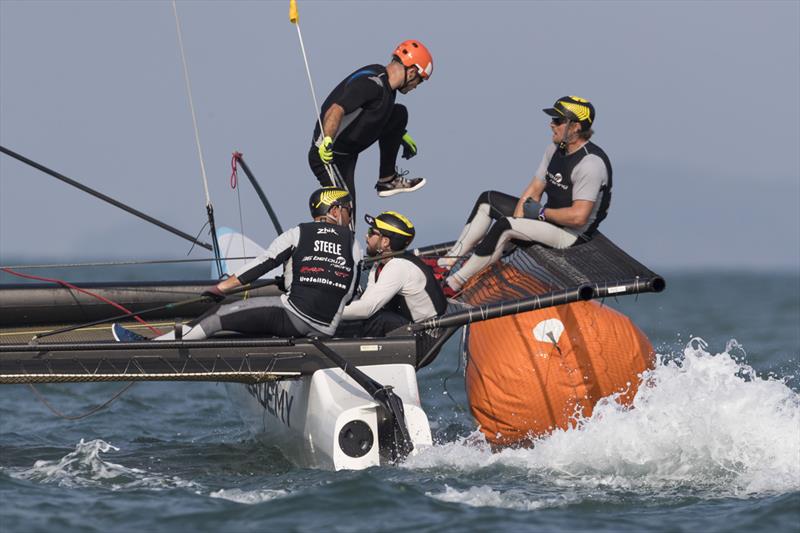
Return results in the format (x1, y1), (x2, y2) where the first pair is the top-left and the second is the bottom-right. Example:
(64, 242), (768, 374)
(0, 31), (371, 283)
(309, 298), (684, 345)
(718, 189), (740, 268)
(440, 96), (613, 295)
(309, 40), (433, 208)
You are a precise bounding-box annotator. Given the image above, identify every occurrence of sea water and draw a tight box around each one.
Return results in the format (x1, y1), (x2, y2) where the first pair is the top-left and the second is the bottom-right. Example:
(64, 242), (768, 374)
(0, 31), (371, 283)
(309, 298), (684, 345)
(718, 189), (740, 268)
(1, 271), (798, 532)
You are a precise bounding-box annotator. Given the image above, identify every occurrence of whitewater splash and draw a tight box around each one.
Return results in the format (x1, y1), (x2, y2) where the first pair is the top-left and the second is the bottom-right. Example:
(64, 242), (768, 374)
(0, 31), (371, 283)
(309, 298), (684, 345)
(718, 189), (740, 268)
(411, 338), (800, 505)
(5, 439), (292, 505)
(7, 438), (200, 491)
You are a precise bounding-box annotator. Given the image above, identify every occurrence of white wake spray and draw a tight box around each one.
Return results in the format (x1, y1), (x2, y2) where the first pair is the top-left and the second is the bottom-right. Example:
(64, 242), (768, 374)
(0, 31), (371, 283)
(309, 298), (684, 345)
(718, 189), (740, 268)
(411, 338), (800, 506)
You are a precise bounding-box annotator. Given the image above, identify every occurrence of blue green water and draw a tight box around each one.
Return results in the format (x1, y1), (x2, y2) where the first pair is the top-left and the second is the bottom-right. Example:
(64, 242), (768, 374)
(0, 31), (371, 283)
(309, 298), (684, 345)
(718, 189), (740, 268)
(1, 271), (798, 532)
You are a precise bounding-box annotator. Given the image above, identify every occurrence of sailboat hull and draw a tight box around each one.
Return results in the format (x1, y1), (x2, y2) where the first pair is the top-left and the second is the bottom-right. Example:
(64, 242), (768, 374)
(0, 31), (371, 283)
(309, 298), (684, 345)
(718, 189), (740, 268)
(225, 364), (432, 470)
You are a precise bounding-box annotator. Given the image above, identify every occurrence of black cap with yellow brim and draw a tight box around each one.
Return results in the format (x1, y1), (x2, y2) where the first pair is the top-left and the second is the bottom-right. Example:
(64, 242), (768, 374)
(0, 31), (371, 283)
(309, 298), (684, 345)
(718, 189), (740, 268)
(364, 211), (415, 250)
(543, 95), (595, 129)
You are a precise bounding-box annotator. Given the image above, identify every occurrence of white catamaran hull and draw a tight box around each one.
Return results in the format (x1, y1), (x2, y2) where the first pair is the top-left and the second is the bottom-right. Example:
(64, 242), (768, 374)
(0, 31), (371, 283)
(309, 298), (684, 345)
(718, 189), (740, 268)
(225, 363), (432, 470)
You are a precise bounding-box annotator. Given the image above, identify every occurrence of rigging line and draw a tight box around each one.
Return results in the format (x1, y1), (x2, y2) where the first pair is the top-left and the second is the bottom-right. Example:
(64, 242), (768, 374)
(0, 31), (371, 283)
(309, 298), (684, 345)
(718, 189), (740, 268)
(289, 1), (338, 189)
(442, 326), (468, 414)
(230, 155), (247, 257)
(171, 0), (211, 208)
(1, 268), (163, 336)
(28, 382), (136, 421)
(0, 145), (213, 251)
(171, 1), (223, 277)
(0, 256), (258, 270)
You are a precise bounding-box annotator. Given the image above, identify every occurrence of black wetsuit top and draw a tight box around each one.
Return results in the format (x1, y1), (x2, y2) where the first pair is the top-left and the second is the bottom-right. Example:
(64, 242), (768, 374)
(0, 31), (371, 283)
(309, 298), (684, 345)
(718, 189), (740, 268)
(312, 64), (397, 155)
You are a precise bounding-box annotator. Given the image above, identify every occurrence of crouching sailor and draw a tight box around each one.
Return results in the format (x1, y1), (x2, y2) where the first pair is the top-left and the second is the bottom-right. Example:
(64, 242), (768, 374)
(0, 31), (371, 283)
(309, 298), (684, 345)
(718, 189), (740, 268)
(112, 187), (361, 342)
(337, 211), (447, 337)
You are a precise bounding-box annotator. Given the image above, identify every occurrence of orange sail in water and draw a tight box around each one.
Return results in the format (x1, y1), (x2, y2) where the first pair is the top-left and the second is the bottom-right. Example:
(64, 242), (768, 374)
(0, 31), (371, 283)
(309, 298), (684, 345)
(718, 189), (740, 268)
(463, 264), (655, 446)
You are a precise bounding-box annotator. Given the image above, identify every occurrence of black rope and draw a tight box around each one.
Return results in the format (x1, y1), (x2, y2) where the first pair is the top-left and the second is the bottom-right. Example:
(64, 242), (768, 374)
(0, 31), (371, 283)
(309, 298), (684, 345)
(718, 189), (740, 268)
(442, 328), (468, 414)
(28, 382), (136, 420)
(186, 220), (210, 257)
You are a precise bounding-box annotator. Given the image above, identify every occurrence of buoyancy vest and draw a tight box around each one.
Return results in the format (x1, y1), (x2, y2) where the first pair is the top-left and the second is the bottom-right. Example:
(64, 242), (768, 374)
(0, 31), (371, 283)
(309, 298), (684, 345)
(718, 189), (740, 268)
(287, 222), (356, 327)
(377, 253), (448, 322)
(544, 141), (613, 236)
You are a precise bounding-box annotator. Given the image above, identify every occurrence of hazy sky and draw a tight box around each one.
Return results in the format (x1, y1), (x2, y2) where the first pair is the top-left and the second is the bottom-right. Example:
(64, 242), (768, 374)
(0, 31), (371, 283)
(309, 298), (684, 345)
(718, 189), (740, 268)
(1, 0), (798, 271)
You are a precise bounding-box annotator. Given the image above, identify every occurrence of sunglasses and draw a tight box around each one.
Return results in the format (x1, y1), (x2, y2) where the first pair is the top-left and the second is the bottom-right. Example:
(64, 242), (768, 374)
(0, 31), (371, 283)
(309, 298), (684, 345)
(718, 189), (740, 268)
(367, 227), (382, 237)
(551, 116), (569, 125)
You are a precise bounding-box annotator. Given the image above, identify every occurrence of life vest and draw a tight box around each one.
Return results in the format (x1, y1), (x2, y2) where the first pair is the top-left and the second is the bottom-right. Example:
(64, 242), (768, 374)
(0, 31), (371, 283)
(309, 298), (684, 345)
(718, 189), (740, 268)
(377, 253), (448, 322)
(287, 222), (356, 328)
(544, 141), (613, 237)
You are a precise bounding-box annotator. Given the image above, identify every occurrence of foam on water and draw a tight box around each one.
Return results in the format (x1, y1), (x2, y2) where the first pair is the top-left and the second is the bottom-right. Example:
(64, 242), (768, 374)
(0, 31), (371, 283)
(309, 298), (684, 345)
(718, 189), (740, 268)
(209, 488), (290, 504)
(5, 439), (292, 505)
(427, 485), (581, 511)
(6, 438), (200, 491)
(408, 338), (800, 499)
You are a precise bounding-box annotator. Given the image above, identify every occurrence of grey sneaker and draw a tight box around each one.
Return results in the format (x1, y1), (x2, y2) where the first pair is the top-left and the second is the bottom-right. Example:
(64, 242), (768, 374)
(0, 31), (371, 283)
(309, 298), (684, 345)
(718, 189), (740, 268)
(375, 169), (426, 197)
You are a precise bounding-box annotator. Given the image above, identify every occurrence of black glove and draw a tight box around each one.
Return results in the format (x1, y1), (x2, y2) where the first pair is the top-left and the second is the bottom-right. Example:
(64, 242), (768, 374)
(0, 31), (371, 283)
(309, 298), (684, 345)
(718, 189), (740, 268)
(201, 286), (227, 302)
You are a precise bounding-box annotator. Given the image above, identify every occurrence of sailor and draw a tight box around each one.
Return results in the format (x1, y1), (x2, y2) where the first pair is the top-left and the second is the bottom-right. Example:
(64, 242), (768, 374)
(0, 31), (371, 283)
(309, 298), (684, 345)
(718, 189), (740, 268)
(113, 187), (361, 341)
(337, 211), (447, 337)
(439, 96), (612, 295)
(309, 40), (433, 207)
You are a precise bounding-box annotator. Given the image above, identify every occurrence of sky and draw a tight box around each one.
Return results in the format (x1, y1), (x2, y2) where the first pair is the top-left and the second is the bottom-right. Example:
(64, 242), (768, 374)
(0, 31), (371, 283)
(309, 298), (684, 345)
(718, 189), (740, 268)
(1, 0), (798, 271)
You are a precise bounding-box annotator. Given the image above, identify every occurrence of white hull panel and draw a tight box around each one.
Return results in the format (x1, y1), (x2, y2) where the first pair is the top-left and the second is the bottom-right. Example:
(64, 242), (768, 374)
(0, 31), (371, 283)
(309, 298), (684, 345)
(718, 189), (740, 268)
(226, 363), (432, 470)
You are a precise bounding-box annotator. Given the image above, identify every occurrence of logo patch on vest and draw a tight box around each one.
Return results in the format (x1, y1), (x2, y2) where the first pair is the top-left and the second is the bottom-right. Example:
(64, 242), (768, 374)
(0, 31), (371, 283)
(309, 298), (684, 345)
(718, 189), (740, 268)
(547, 171), (569, 190)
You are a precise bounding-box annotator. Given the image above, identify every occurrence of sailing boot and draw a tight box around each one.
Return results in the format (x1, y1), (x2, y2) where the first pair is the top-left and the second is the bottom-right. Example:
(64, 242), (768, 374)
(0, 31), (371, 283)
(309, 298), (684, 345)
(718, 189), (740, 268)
(375, 168), (426, 198)
(112, 323), (148, 342)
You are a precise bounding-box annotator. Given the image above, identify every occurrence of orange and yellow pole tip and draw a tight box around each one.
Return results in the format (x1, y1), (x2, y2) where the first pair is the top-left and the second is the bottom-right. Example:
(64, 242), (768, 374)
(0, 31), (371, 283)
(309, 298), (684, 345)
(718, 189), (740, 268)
(289, 0), (298, 24)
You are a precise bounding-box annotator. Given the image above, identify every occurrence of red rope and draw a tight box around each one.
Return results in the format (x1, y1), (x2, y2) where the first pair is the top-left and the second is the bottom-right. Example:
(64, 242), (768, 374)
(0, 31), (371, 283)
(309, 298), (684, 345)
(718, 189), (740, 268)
(230, 151), (242, 189)
(1, 267), (162, 335)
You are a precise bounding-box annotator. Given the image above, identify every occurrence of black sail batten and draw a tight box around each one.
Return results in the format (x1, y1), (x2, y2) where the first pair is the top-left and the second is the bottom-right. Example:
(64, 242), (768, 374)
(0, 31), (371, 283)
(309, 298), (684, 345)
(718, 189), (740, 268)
(0, 145), (214, 252)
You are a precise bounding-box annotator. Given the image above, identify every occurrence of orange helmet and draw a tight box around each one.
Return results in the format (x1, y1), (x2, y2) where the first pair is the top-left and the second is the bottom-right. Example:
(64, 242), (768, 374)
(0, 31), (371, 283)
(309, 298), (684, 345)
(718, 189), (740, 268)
(392, 40), (433, 80)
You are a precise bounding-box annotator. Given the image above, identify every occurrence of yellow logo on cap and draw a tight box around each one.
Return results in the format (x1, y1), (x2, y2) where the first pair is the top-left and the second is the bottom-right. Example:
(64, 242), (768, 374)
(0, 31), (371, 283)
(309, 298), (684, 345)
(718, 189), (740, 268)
(315, 188), (350, 208)
(559, 98), (593, 123)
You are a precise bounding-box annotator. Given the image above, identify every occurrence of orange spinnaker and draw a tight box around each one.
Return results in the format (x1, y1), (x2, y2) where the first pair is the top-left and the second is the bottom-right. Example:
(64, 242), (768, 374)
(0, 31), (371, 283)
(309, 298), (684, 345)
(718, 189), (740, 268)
(464, 269), (654, 446)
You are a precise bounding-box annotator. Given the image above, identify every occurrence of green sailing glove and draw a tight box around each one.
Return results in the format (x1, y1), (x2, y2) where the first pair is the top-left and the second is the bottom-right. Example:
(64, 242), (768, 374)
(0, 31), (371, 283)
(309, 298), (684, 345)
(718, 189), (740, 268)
(401, 131), (417, 159)
(318, 135), (334, 164)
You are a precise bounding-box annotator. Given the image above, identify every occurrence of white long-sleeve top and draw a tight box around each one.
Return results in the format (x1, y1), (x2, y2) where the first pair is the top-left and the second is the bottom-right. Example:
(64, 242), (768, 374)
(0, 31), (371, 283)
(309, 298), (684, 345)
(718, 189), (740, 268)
(342, 257), (440, 323)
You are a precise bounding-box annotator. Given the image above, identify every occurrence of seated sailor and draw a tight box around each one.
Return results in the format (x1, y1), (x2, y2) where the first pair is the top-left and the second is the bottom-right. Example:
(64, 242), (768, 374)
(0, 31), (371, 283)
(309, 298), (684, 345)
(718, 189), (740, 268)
(113, 187), (361, 341)
(338, 211), (447, 337)
(440, 95), (612, 294)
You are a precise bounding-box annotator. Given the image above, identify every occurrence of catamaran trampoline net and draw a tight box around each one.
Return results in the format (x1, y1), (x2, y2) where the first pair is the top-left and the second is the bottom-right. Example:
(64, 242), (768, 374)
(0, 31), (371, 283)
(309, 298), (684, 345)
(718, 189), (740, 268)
(453, 232), (664, 307)
(412, 232), (664, 367)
